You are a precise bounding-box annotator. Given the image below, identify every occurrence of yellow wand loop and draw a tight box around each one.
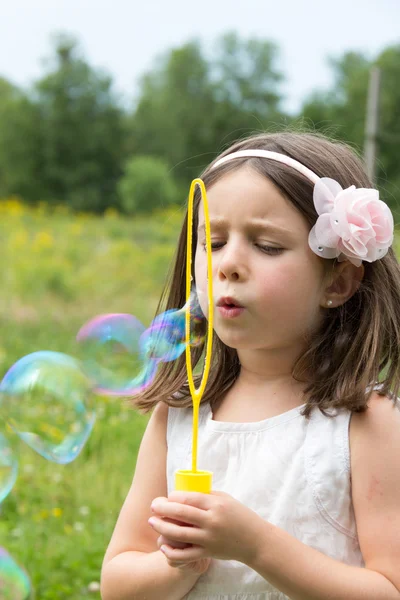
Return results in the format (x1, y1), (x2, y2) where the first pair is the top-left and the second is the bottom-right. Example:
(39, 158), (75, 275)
(175, 178), (214, 493)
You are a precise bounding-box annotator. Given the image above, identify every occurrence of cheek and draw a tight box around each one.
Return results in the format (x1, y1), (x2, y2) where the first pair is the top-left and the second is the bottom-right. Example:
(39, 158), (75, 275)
(257, 272), (295, 308)
(257, 260), (323, 315)
(194, 250), (208, 315)
(194, 248), (204, 286)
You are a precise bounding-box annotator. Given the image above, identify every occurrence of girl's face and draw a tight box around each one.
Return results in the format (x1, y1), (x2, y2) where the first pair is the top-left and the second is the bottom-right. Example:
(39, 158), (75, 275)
(194, 166), (328, 357)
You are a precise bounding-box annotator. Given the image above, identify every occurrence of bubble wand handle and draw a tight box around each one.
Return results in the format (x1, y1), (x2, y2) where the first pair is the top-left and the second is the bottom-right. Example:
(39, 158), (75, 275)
(175, 178), (214, 493)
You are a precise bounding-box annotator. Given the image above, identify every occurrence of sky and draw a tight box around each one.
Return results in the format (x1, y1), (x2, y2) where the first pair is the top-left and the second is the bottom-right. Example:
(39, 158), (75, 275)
(0, 0), (399, 114)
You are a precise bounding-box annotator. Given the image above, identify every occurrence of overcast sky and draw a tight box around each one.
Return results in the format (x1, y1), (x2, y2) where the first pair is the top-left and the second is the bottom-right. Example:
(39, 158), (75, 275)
(0, 0), (398, 113)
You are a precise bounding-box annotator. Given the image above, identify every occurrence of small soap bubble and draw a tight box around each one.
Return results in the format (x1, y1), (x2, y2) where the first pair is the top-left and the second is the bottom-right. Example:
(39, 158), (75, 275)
(140, 311), (186, 362)
(0, 351), (95, 464)
(76, 313), (158, 396)
(0, 547), (32, 600)
(0, 434), (18, 504)
(140, 289), (206, 363)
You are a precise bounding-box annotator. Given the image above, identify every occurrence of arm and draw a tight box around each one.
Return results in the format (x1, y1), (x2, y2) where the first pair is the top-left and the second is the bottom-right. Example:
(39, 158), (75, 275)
(245, 394), (400, 600)
(101, 402), (201, 600)
(101, 551), (200, 600)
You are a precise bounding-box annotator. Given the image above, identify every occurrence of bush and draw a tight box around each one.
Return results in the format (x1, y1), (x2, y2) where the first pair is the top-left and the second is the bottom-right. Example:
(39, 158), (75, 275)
(118, 155), (179, 214)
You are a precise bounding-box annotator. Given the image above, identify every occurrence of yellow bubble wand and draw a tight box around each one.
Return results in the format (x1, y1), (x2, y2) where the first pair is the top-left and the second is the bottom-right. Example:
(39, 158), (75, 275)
(175, 179), (214, 493)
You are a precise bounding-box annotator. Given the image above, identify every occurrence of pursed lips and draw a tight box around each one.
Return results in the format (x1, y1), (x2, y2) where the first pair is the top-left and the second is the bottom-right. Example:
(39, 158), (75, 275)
(216, 296), (244, 308)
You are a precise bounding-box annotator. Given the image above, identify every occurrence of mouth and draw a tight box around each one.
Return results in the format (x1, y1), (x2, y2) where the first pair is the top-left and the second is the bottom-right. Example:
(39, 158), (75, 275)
(216, 296), (244, 309)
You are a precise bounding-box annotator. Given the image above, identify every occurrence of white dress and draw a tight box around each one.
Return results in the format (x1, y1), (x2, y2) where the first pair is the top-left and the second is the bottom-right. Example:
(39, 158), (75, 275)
(166, 401), (364, 599)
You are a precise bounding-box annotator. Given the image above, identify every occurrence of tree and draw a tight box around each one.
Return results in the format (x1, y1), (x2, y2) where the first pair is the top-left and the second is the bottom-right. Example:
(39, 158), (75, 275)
(128, 40), (216, 183)
(210, 32), (284, 146)
(374, 46), (400, 206)
(128, 32), (286, 186)
(301, 52), (370, 145)
(300, 46), (400, 211)
(118, 155), (179, 214)
(34, 34), (127, 211)
(0, 78), (44, 201)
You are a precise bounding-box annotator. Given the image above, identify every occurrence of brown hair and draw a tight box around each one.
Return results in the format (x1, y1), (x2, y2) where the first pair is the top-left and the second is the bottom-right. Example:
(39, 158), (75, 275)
(133, 131), (400, 418)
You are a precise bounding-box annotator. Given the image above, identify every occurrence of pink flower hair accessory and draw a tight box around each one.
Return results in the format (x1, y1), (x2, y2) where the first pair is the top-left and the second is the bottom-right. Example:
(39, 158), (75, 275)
(308, 178), (394, 267)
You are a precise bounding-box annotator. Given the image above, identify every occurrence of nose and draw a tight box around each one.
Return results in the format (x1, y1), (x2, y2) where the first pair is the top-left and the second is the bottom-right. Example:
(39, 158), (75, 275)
(217, 240), (248, 283)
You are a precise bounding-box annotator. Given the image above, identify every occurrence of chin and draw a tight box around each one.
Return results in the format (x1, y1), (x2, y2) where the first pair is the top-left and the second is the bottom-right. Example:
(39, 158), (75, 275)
(215, 331), (254, 351)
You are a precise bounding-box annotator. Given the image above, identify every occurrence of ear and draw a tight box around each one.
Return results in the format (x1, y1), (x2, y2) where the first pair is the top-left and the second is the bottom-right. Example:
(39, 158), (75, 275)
(322, 260), (364, 308)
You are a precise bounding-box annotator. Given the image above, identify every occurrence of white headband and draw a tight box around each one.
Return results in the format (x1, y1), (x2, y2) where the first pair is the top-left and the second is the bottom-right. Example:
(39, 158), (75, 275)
(211, 149), (394, 267)
(213, 149), (320, 185)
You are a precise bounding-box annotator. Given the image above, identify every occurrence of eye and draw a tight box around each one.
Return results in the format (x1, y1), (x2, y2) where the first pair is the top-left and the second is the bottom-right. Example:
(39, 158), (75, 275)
(202, 241), (225, 251)
(256, 245), (284, 255)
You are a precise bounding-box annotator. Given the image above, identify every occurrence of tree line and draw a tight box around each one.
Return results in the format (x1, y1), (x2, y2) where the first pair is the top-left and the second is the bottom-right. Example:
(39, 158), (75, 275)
(0, 32), (399, 214)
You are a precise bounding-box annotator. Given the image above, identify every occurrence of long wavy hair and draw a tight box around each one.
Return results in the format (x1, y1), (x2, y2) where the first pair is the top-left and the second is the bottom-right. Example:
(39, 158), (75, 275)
(133, 131), (400, 418)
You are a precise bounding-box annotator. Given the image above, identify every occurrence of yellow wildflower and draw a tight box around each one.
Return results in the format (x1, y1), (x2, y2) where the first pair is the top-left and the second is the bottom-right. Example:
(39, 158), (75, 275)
(32, 231), (54, 251)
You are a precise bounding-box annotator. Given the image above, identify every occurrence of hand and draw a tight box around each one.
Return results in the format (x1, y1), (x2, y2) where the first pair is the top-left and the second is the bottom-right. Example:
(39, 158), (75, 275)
(156, 525), (212, 573)
(149, 490), (262, 565)
(155, 516), (211, 574)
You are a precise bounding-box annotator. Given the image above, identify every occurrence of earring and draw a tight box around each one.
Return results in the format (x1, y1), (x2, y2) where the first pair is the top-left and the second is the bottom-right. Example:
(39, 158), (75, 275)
(326, 300), (333, 307)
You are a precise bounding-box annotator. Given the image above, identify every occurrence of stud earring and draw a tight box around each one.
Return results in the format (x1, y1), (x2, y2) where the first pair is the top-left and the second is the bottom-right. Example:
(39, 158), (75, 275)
(326, 300), (333, 307)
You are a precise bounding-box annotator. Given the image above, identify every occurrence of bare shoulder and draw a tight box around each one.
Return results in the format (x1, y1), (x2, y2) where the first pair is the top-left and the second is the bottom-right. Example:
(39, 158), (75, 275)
(152, 398), (169, 422)
(350, 392), (400, 591)
(350, 391), (400, 444)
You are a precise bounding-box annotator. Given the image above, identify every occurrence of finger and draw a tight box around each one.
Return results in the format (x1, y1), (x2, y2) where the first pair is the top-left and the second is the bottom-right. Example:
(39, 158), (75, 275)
(148, 517), (203, 545)
(160, 544), (205, 563)
(162, 517), (191, 527)
(152, 496), (168, 505)
(156, 522), (194, 550)
(157, 534), (190, 550)
(167, 491), (212, 510)
(151, 501), (207, 527)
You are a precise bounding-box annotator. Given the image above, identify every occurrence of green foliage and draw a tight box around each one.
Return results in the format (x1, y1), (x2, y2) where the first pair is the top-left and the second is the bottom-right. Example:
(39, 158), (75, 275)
(301, 45), (400, 211)
(301, 52), (370, 147)
(0, 79), (44, 201)
(0, 32), (399, 215)
(128, 32), (286, 184)
(0, 390), (148, 600)
(0, 201), (182, 598)
(375, 46), (400, 211)
(128, 40), (218, 182)
(34, 34), (127, 212)
(118, 155), (179, 214)
(0, 34), (127, 212)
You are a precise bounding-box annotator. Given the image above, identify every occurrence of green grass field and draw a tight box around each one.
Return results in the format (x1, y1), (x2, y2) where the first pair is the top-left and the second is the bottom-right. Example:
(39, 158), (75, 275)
(0, 198), (184, 599)
(1, 197), (399, 599)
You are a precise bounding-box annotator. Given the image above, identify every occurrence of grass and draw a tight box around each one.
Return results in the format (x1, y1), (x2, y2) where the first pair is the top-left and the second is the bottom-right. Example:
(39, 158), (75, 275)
(1, 197), (399, 599)
(0, 198), (184, 598)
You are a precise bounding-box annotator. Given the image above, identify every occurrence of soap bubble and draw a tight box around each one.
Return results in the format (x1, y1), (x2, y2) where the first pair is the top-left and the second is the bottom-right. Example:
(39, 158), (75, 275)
(140, 289), (206, 363)
(76, 313), (159, 396)
(141, 308), (203, 362)
(0, 351), (95, 464)
(0, 547), (32, 600)
(0, 434), (18, 504)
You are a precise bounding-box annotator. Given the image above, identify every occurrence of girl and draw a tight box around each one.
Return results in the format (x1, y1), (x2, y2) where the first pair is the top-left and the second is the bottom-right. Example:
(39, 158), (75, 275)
(101, 132), (400, 600)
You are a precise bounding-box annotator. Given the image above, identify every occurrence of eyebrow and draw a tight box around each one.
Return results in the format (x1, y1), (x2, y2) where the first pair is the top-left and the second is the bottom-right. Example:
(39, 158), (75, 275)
(197, 217), (295, 236)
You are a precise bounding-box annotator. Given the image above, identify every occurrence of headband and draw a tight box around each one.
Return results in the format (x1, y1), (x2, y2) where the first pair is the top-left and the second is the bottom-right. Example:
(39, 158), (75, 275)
(212, 149), (394, 267)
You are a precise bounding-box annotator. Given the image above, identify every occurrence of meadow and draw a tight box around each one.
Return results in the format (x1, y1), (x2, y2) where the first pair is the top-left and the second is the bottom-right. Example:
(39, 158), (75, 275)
(0, 198), (184, 599)
(1, 197), (399, 599)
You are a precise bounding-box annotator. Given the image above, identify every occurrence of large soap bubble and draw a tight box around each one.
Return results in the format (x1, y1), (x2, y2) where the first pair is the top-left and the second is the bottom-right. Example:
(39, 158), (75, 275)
(0, 547), (32, 600)
(0, 351), (95, 464)
(0, 434), (18, 505)
(76, 313), (159, 396)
